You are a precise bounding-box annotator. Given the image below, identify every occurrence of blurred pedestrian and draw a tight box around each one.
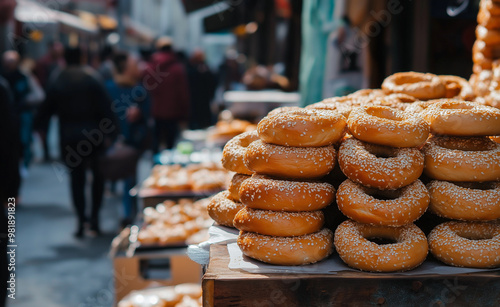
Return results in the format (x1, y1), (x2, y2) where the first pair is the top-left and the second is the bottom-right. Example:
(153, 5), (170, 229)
(34, 41), (65, 162)
(143, 37), (189, 153)
(98, 45), (115, 82)
(187, 49), (217, 130)
(1, 51), (42, 175)
(35, 47), (117, 238)
(106, 51), (151, 226)
(0, 75), (19, 307)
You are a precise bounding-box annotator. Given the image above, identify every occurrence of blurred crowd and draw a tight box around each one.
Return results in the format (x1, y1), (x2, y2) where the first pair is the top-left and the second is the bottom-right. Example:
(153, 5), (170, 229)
(0, 37), (221, 238)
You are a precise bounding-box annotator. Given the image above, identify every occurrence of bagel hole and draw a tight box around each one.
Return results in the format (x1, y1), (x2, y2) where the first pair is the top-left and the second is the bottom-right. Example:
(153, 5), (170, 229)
(367, 145), (398, 158)
(454, 182), (496, 190)
(437, 138), (493, 151)
(366, 237), (398, 245)
(456, 231), (494, 241)
(365, 107), (403, 121)
(440, 102), (473, 110)
(367, 189), (401, 201)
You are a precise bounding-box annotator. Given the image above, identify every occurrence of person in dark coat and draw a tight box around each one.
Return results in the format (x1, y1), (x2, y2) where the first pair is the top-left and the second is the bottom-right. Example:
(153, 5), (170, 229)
(35, 47), (117, 238)
(187, 49), (217, 130)
(143, 37), (190, 153)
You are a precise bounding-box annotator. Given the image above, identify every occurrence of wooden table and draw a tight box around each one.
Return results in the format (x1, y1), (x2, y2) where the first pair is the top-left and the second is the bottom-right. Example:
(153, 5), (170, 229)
(202, 245), (500, 306)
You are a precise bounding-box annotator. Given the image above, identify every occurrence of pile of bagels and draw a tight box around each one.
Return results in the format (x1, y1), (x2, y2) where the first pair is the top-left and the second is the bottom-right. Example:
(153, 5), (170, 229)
(471, 0), (500, 108)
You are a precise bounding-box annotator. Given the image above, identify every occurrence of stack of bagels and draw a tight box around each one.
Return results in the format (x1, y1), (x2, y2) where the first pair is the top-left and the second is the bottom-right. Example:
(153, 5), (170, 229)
(233, 108), (348, 265)
(333, 104), (431, 272)
(418, 99), (500, 268)
(470, 0), (500, 108)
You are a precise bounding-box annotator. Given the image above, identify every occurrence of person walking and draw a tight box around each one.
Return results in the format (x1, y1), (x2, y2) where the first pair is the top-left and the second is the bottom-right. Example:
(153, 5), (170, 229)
(143, 37), (189, 153)
(35, 47), (117, 238)
(187, 49), (217, 130)
(105, 51), (151, 226)
(33, 41), (65, 162)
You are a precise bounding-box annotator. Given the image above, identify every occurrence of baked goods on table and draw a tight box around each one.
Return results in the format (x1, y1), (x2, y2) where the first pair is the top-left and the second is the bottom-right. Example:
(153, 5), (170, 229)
(117, 283), (202, 307)
(212, 65), (500, 270)
(137, 198), (213, 246)
(142, 162), (232, 194)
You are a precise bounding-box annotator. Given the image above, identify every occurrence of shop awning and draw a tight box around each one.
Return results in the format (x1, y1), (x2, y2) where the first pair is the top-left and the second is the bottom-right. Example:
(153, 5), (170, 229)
(15, 0), (98, 34)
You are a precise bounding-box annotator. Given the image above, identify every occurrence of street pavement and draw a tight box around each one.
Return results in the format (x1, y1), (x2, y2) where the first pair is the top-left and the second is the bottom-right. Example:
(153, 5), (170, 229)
(10, 154), (152, 307)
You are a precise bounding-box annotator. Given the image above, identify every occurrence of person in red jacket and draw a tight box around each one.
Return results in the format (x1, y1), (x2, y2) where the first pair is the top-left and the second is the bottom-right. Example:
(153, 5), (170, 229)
(143, 37), (190, 153)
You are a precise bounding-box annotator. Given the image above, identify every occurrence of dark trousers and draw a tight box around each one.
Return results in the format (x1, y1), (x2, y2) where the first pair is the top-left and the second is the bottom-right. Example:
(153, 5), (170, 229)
(68, 154), (105, 227)
(153, 119), (179, 153)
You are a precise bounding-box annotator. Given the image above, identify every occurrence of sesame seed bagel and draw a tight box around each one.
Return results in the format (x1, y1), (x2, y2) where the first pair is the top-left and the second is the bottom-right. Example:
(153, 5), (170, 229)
(428, 221), (500, 268)
(338, 137), (424, 190)
(237, 228), (334, 265)
(228, 173), (250, 202)
(439, 75), (475, 100)
(207, 191), (245, 228)
(257, 109), (347, 147)
(334, 220), (428, 272)
(244, 140), (336, 179)
(336, 179), (430, 227)
(238, 174), (335, 211)
(233, 207), (325, 236)
(422, 136), (500, 182)
(347, 105), (430, 148)
(221, 131), (259, 175)
(420, 100), (500, 136)
(382, 72), (446, 100)
(427, 181), (500, 221)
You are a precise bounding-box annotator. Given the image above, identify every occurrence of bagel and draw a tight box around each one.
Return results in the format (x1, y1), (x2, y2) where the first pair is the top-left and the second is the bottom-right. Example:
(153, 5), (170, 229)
(221, 131), (259, 175)
(257, 108), (347, 147)
(334, 220), (428, 272)
(428, 221), (500, 268)
(381, 72), (446, 100)
(237, 228), (334, 265)
(233, 207), (324, 236)
(421, 100), (500, 136)
(422, 136), (500, 182)
(244, 140), (336, 179)
(336, 179), (430, 227)
(338, 137), (424, 190)
(238, 174), (335, 211)
(207, 191), (245, 227)
(347, 105), (430, 147)
(427, 180), (500, 221)
(439, 75), (475, 100)
(228, 173), (250, 202)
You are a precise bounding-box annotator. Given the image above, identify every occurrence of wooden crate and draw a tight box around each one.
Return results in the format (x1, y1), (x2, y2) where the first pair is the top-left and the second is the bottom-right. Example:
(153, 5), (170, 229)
(202, 245), (500, 307)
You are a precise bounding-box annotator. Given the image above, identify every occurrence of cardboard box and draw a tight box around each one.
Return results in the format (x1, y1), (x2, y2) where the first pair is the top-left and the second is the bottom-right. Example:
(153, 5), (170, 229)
(110, 230), (202, 304)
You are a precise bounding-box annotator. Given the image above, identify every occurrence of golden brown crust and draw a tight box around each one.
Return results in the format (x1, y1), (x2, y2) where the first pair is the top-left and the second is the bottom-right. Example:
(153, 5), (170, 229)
(237, 228), (334, 265)
(233, 207), (324, 236)
(427, 181), (500, 221)
(221, 131), (259, 175)
(421, 100), (500, 136)
(228, 173), (250, 202)
(347, 105), (430, 148)
(239, 174), (335, 211)
(334, 220), (428, 272)
(428, 221), (500, 268)
(207, 191), (245, 227)
(382, 72), (446, 100)
(422, 136), (500, 182)
(338, 137), (424, 190)
(244, 140), (336, 179)
(257, 109), (347, 147)
(336, 179), (429, 227)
